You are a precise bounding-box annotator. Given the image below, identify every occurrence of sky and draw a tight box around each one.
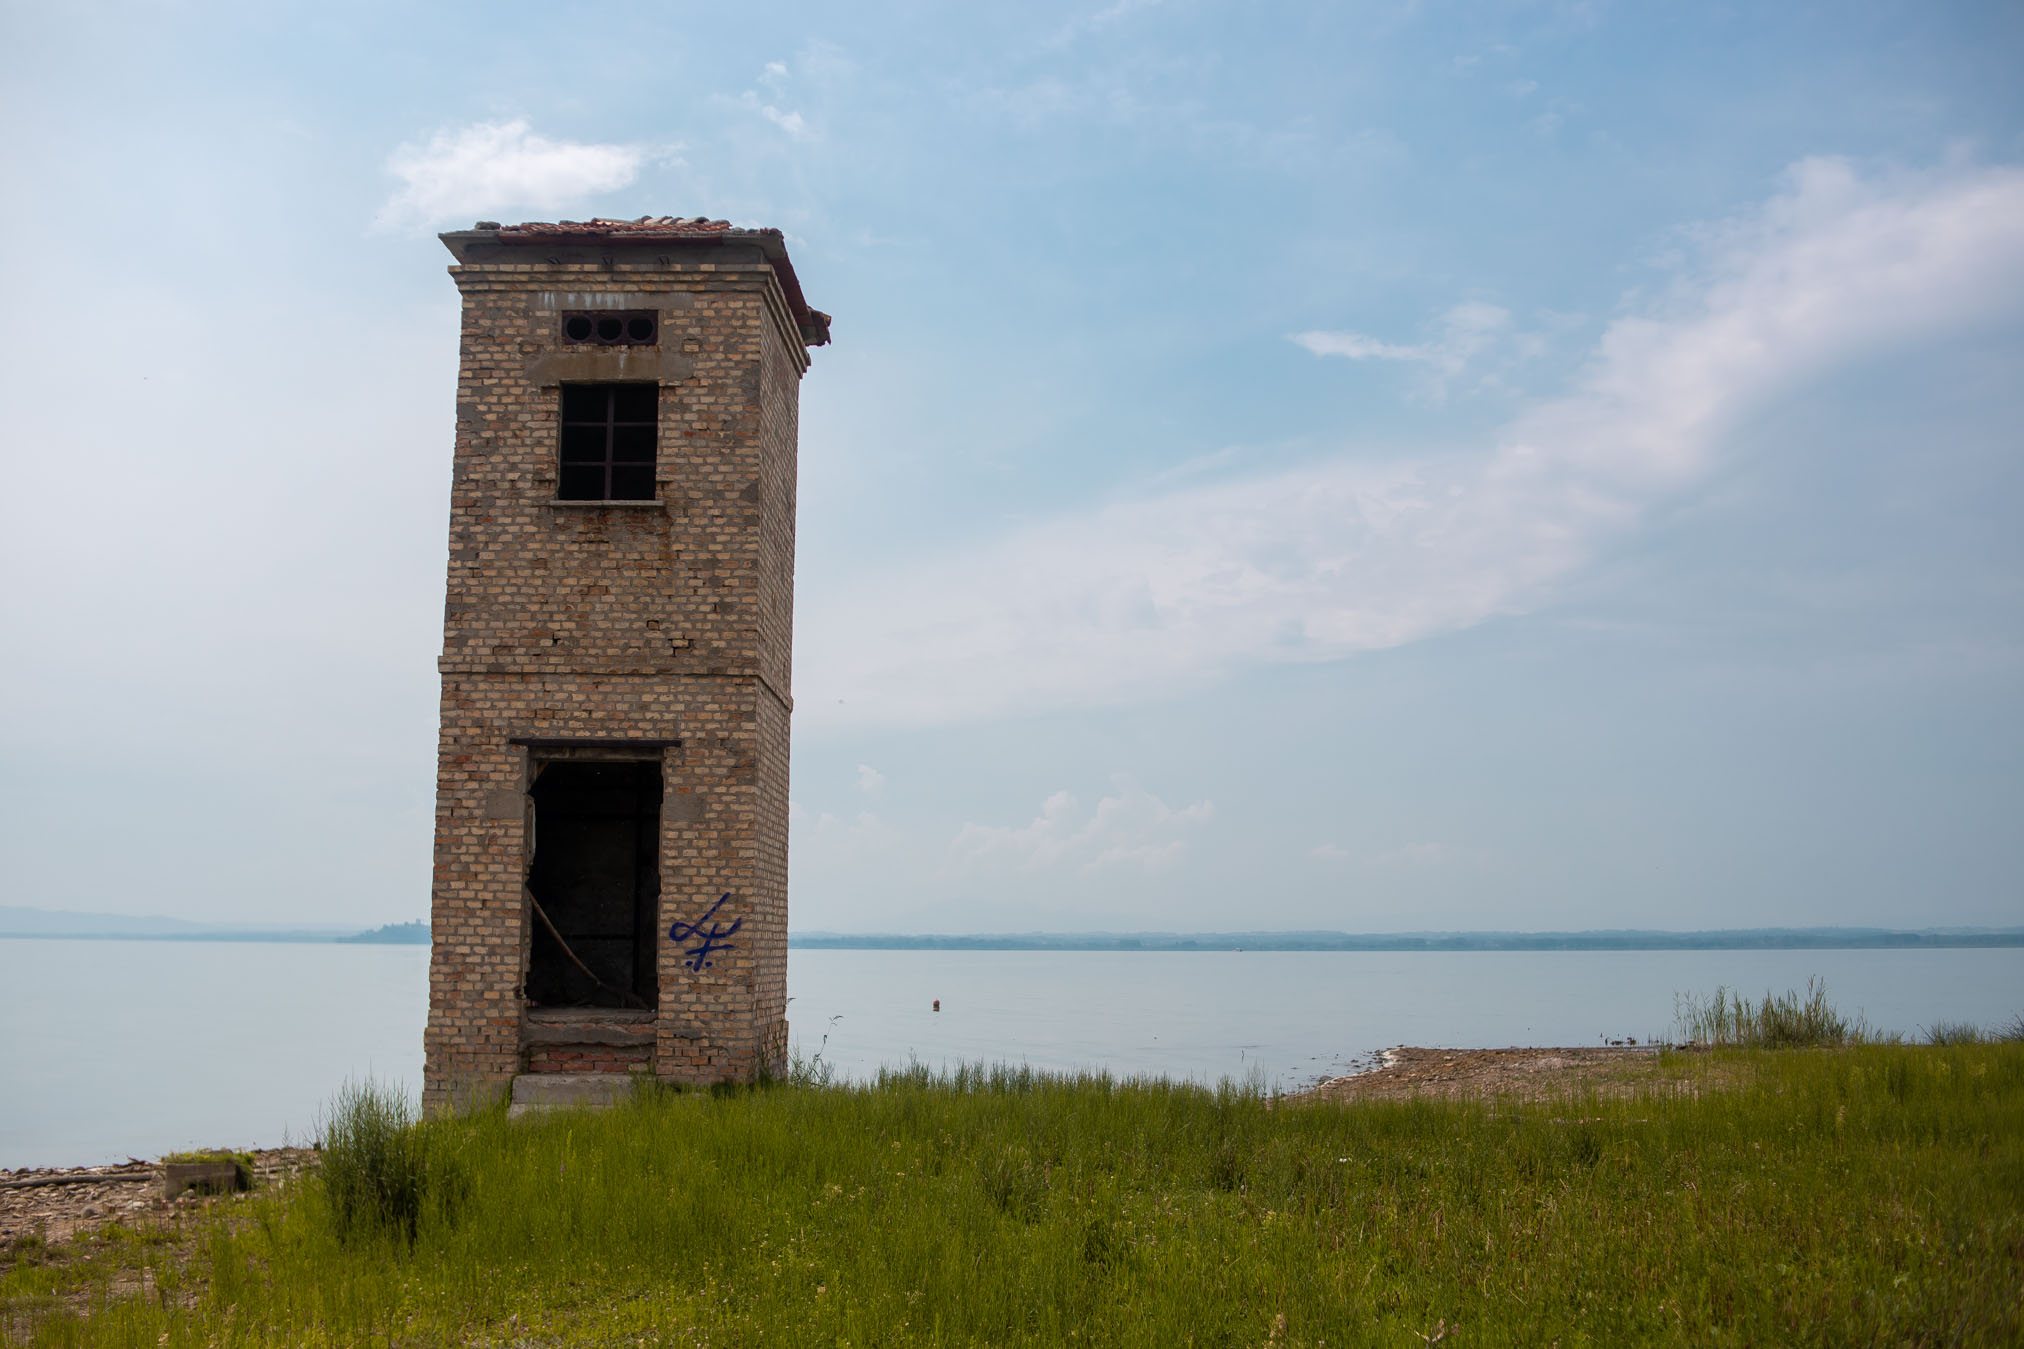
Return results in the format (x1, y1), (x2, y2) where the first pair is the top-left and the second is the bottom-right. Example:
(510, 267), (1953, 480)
(1, 0), (2020, 935)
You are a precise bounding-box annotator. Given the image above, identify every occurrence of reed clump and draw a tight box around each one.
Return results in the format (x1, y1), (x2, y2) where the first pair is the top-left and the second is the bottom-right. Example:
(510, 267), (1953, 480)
(315, 1079), (466, 1244)
(1921, 1014), (2024, 1046)
(1673, 976), (1879, 1047)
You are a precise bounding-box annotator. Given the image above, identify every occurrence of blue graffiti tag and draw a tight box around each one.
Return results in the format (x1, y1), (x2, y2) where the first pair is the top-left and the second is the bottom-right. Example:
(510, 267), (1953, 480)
(669, 893), (743, 971)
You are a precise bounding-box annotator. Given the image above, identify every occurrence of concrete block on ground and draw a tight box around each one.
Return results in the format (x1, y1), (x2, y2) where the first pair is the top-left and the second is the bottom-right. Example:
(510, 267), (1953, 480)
(162, 1161), (245, 1199)
(507, 1072), (638, 1119)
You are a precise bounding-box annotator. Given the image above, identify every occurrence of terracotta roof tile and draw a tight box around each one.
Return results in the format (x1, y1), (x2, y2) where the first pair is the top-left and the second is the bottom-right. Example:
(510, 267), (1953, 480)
(487, 216), (754, 239)
(451, 218), (829, 346)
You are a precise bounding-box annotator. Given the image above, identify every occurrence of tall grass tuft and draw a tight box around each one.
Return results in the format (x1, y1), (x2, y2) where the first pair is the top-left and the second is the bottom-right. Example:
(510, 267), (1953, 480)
(1673, 976), (1879, 1047)
(788, 1013), (842, 1087)
(1924, 1013), (2024, 1045)
(317, 1079), (466, 1244)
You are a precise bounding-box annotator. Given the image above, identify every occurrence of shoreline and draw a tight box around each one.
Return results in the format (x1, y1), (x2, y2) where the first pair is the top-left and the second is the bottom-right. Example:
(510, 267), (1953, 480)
(3, 1045), (1677, 1249)
(1, 1149), (317, 1248)
(1295, 1043), (1672, 1104)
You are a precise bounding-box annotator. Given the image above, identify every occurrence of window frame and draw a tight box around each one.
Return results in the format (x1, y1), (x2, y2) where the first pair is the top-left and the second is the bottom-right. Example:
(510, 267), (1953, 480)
(556, 382), (659, 502)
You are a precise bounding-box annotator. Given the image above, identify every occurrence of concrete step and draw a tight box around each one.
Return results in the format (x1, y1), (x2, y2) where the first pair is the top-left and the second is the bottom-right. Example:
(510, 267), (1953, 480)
(507, 1072), (638, 1119)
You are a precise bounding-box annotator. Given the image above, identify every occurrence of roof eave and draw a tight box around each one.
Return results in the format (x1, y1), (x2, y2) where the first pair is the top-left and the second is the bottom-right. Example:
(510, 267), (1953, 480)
(437, 227), (830, 347)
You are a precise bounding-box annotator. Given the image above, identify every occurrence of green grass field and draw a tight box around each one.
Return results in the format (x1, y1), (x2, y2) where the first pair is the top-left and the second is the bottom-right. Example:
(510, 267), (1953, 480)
(5, 1043), (2021, 1346)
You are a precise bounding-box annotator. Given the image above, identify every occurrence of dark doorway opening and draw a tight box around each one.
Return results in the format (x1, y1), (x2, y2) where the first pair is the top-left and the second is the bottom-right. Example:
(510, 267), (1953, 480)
(525, 760), (661, 1009)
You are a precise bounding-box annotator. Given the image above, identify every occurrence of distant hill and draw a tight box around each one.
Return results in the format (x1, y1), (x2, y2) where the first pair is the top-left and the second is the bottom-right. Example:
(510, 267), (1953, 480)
(7, 907), (2018, 952)
(340, 921), (431, 945)
(0, 905), (216, 937)
(0, 905), (358, 942)
(788, 927), (2024, 952)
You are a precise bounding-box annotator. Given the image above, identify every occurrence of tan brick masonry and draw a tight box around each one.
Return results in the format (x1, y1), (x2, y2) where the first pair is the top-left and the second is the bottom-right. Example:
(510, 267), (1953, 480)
(422, 230), (821, 1110)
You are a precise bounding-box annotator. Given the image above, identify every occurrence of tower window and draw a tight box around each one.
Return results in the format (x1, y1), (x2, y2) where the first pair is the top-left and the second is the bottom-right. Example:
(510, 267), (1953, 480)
(559, 384), (657, 501)
(561, 310), (657, 346)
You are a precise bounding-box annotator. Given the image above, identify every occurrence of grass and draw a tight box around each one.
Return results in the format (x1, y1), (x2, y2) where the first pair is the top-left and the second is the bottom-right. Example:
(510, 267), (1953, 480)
(1673, 976), (1876, 1048)
(316, 1080), (467, 1244)
(1673, 979), (2024, 1051)
(5, 1042), (2021, 1346)
(1921, 1014), (2024, 1048)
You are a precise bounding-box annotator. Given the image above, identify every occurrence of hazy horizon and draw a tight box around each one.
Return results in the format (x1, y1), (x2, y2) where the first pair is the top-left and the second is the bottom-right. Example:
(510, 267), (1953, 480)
(5, 903), (2021, 948)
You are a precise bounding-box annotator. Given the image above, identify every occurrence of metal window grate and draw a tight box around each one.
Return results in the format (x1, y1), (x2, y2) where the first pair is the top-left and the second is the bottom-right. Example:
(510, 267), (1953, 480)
(561, 310), (658, 346)
(558, 384), (657, 501)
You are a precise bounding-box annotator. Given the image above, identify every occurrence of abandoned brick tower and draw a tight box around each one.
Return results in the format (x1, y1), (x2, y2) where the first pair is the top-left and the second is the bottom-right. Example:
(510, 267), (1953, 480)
(422, 217), (829, 1110)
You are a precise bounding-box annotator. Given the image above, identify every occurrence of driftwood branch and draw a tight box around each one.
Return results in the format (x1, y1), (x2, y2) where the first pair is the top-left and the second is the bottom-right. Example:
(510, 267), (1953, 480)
(526, 889), (649, 1010)
(2, 1167), (154, 1191)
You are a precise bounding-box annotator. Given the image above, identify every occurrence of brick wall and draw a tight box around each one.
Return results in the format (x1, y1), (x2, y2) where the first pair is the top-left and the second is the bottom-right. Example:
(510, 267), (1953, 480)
(422, 233), (817, 1110)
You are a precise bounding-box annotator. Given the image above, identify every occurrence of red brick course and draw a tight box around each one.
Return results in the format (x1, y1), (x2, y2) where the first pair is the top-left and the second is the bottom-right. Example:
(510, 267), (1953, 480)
(525, 1047), (653, 1074)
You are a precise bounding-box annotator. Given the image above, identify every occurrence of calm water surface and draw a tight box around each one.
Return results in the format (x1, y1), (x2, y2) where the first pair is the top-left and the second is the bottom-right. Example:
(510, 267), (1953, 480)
(3, 939), (2019, 1168)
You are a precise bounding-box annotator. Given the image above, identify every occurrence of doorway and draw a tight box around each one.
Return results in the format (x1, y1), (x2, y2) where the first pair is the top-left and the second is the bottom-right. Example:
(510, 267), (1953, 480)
(525, 759), (661, 1009)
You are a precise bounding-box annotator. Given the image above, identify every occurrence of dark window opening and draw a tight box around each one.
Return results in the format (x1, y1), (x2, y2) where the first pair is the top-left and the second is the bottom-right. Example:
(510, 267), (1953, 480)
(558, 383), (657, 501)
(561, 310), (657, 346)
(525, 760), (661, 1009)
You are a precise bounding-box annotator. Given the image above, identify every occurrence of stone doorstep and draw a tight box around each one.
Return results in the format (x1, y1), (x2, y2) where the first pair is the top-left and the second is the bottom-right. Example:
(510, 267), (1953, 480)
(506, 1072), (646, 1119)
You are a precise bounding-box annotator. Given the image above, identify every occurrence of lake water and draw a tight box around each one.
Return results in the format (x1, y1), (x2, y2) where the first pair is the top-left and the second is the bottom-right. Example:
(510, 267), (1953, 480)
(3, 939), (2019, 1169)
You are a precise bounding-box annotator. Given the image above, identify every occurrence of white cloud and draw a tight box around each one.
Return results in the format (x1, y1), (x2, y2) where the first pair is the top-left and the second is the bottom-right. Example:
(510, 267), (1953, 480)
(1292, 301), (1519, 395)
(1052, 0), (1164, 46)
(374, 120), (645, 232)
(813, 809), (895, 854)
(1451, 42), (1518, 75)
(949, 779), (1213, 874)
(856, 764), (886, 794)
(1291, 332), (1434, 363)
(1309, 843), (1351, 862)
(737, 90), (811, 139)
(1378, 842), (1448, 867)
(799, 159), (2024, 729)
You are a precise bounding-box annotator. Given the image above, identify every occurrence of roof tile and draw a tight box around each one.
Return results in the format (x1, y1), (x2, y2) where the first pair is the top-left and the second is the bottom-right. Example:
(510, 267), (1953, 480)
(456, 218), (827, 346)
(493, 216), (758, 239)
